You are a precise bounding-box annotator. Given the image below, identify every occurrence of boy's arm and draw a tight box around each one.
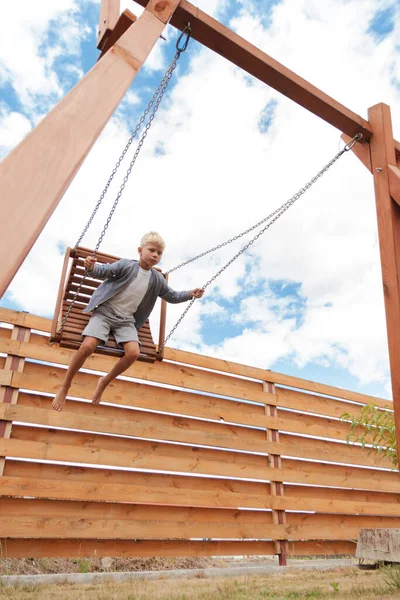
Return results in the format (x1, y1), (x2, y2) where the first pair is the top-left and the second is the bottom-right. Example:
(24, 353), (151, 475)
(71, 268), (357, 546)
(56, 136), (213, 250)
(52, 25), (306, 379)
(159, 279), (204, 303)
(86, 258), (127, 280)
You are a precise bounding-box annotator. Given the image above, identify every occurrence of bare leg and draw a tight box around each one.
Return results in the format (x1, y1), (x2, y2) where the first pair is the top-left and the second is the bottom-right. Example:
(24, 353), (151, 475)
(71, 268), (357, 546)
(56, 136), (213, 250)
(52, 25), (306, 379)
(92, 341), (140, 404)
(52, 336), (100, 412)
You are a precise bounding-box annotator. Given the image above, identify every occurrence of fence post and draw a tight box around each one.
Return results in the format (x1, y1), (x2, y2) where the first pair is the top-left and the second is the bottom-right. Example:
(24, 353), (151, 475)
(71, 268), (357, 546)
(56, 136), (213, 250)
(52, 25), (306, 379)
(264, 380), (287, 566)
(0, 320), (31, 476)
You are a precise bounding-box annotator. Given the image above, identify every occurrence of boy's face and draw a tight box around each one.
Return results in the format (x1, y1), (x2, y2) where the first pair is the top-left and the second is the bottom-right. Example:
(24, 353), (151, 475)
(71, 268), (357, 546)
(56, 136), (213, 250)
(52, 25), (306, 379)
(138, 243), (163, 269)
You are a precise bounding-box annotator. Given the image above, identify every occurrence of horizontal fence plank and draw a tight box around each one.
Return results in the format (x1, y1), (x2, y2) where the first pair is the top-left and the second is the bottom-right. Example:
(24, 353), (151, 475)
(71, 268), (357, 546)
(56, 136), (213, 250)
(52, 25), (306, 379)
(3, 400), (388, 468)
(164, 349), (390, 407)
(0, 498), (273, 523)
(287, 513), (400, 528)
(0, 309), (49, 333)
(281, 457), (400, 492)
(277, 432), (392, 469)
(3, 460), (270, 496)
(286, 541), (356, 556)
(0, 403), (274, 455)
(17, 391), (269, 448)
(0, 538), (357, 558)
(0, 475), (269, 510)
(0, 539), (276, 558)
(0, 515), (385, 540)
(1, 307), (389, 408)
(2, 475), (400, 516)
(10, 367), (365, 443)
(12, 364), (277, 429)
(6, 425), (398, 490)
(5, 430), (271, 480)
(277, 387), (392, 418)
(0, 335), (273, 404)
(285, 484), (400, 505)
(2, 460), (270, 508)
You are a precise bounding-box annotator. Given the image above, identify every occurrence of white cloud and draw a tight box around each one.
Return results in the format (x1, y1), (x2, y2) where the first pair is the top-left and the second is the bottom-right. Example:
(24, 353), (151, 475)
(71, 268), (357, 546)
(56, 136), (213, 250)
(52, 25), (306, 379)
(0, 108), (31, 155)
(2, 0), (400, 398)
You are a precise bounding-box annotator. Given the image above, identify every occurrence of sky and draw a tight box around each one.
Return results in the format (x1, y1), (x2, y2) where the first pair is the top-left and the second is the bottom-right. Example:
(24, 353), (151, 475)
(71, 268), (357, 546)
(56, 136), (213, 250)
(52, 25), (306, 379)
(1, 0), (399, 401)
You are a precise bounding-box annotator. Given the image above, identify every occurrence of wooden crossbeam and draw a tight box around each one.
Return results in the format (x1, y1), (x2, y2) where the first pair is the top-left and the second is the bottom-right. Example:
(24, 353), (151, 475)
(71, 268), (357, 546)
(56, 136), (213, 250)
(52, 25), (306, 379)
(97, 0), (120, 50)
(133, 0), (400, 156)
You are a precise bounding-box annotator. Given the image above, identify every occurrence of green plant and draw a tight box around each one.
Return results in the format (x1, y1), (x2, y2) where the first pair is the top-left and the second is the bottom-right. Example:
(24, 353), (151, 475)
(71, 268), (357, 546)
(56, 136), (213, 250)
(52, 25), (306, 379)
(78, 558), (92, 574)
(329, 581), (339, 593)
(340, 404), (397, 467)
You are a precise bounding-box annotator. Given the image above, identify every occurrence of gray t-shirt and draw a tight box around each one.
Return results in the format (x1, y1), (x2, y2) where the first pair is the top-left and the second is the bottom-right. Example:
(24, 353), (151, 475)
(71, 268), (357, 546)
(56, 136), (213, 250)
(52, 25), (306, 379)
(105, 266), (152, 318)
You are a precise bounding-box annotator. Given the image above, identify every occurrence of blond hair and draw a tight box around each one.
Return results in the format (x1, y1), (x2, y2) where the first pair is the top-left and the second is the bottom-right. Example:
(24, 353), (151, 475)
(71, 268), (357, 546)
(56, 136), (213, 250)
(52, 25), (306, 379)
(140, 231), (165, 251)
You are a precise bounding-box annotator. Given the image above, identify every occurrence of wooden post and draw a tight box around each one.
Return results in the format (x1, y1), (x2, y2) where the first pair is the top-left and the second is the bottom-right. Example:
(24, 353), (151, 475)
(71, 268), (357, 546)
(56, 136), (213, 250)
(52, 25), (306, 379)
(368, 103), (400, 467)
(0, 323), (31, 476)
(264, 381), (287, 566)
(97, 0), (120, 50)
(0, 0), (181, 298)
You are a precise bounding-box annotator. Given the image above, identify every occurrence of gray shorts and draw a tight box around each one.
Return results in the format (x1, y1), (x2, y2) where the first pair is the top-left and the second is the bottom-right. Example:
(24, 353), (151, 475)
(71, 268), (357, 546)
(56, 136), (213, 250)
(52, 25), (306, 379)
(82, 304), (140, 347)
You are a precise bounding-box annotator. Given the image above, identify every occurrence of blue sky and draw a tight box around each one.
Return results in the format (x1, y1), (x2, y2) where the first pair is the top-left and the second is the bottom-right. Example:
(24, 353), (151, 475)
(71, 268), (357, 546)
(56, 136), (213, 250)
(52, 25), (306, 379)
(1, 0), (400, 399)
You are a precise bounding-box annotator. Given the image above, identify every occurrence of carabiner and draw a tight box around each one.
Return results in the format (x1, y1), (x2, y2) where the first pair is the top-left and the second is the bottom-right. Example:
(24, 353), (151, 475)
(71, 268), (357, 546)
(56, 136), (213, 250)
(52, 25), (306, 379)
(176, 23), (192, 53)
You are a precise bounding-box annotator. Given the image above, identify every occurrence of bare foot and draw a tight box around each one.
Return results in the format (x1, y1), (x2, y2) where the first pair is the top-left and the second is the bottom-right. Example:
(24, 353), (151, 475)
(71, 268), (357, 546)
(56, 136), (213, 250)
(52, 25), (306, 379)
(52, 386), (68, 412)
(92, 376), (107, 404)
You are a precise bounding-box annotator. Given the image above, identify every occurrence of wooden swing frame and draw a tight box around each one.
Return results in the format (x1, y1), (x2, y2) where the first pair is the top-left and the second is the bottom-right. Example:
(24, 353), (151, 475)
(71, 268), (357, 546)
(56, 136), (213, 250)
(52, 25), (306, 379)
(1, 0), (400, 467)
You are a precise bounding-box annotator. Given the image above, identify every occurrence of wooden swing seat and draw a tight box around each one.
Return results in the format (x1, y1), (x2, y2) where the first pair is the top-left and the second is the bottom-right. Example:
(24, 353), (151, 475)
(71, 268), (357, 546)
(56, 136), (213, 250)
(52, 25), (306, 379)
(50, 246), (167, 363)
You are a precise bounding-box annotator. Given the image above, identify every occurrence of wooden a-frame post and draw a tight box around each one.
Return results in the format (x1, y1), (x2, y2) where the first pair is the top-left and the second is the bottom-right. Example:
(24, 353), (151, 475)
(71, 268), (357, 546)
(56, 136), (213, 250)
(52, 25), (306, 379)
(0, 0), (180, 298)
(1, 0), (400, 465)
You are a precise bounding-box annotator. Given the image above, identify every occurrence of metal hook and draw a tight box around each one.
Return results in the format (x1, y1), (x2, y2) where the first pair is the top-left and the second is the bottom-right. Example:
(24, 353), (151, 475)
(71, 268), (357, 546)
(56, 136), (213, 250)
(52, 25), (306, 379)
(176, 23), (192, 53)
(344, 133), (363, 151)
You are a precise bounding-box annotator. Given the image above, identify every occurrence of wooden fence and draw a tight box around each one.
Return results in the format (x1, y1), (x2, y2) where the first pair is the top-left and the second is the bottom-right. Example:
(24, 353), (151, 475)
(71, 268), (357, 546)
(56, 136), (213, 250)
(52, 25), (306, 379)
(0, 307), (398, 561)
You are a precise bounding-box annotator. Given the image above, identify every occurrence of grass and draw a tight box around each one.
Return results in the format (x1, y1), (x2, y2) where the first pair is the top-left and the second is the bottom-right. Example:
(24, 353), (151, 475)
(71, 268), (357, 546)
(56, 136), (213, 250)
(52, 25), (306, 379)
(1, 566), (400, 599)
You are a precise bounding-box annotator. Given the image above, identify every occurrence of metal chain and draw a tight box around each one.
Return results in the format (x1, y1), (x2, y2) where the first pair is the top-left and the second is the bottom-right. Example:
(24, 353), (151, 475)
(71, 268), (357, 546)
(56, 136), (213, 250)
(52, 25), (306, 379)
(161, 133), (362, 348)
(75, 72), (175, 248)
(167, 133), (362, 275)
(57, 26), (192, 337)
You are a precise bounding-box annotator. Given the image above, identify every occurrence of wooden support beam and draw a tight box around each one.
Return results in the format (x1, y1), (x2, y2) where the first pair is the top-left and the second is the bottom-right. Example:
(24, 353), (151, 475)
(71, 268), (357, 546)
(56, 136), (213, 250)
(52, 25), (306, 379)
(341, 133), (372, 173)
(132, 0), (395, 156)
(97, 0), (120, 51)
(0, 324), (31, 476)
(388, 165), (400, 208)
(99, 10), (137, 59)
(264, 381), (287, 566)
(368, 103), (400, 468)
(0, 0), (180, 298)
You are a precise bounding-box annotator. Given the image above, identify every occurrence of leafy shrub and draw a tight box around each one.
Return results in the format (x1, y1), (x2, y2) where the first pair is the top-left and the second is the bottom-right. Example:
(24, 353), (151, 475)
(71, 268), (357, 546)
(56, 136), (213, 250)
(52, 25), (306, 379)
(340, 404), (397, 467)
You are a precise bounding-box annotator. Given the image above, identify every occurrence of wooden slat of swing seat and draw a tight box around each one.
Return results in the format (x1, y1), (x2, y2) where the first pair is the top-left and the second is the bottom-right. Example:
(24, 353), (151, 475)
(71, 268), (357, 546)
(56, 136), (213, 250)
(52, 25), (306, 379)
(52, 246), (163, 363)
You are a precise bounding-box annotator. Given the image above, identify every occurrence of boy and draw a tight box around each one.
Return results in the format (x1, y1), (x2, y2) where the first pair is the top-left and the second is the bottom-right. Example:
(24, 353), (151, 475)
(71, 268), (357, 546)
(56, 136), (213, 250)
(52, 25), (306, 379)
(52, 232), (204, 411)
